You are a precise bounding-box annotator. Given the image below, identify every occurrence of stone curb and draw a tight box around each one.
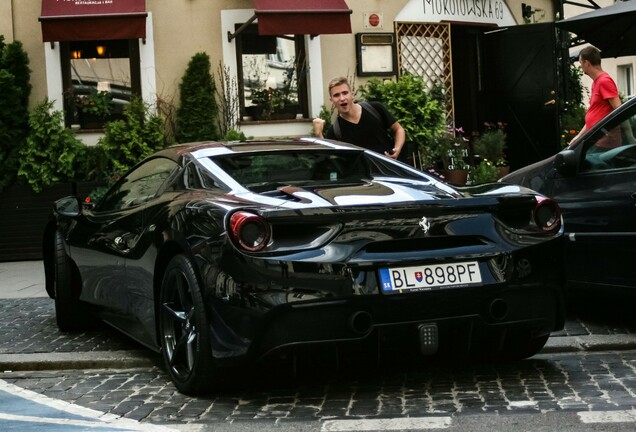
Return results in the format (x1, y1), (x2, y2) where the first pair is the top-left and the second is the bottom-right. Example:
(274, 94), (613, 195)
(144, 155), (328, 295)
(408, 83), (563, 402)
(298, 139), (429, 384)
(541, 334), (636, 354)
(0, 350), (159, 372)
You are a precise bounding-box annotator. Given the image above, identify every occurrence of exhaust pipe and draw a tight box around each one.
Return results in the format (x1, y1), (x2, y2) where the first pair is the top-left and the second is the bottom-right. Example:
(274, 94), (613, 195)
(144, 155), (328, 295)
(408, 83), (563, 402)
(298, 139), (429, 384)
(348, 311), (373, 335)
(489, 298), (509, 321)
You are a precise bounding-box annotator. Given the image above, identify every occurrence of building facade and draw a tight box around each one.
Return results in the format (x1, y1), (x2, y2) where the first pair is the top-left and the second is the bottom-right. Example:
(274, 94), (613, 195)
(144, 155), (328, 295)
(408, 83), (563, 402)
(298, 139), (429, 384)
(21, 0), (636, 169)
(2, 0), (554, 144)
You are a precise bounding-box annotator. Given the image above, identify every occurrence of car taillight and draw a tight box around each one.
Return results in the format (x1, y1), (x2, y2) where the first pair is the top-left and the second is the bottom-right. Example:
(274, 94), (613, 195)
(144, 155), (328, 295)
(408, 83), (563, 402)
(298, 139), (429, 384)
(533, 197), (561, 232)
(229, 211), (271, 251)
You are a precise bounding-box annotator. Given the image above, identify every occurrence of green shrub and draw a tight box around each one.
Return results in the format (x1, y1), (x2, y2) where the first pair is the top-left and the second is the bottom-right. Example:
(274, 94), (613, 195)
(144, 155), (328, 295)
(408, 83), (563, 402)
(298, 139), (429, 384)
(469, 159), (499, 185)
(473, 129), (507, 166)
(318, 104), (335, 132)
(1, 38), (31, 109)
(0, 36), (31, 191)
(559, 60), (586, 147)
(176, 52), (219, 143)
(223, 129), (248, 141)
(75, 144), (110, 183)
(359, 74), (446, 167)
(560, 103), (586, 147)
(18, 99), (83, 192)
(99, 97), (166, 177)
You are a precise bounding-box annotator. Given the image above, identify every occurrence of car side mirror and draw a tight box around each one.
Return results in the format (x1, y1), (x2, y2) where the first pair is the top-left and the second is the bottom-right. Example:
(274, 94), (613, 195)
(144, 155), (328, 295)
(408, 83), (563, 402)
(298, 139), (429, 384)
(54, 196), (82, 218)
(553, 149), (577, 176)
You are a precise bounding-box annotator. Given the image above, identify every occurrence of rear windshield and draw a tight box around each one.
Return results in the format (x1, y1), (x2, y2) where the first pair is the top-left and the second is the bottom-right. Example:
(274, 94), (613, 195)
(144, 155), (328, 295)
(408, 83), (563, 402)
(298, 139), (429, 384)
(213, 150), (371, 190)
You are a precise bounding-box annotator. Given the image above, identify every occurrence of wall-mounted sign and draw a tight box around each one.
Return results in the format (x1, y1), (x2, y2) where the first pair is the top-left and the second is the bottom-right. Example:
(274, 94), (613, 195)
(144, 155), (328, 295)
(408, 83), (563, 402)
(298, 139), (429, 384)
(363, 12), (383, 29)
(356, 33), (397, 77)
(396, 0), (516, 26)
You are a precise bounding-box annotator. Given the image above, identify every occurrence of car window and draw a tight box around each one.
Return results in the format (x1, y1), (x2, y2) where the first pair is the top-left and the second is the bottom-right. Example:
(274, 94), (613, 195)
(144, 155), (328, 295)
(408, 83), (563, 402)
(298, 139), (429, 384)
(213, 150), (371, 191)
(582, 104), (636, 173)
(182, 160), (226, 191)
(366, 153), (436, 181)
(97, 158), (179, 212)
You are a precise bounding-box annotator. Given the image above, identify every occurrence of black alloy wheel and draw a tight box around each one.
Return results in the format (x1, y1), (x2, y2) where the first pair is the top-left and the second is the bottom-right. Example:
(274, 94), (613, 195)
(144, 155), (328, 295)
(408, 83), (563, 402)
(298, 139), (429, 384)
(53, 231), (85, 331)
(159, 254), (215, 395)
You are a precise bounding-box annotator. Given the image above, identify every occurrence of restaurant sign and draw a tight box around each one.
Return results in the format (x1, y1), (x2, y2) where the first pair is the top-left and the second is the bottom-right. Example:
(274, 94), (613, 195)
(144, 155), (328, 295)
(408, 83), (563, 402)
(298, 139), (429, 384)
(396, 0), (516, 26)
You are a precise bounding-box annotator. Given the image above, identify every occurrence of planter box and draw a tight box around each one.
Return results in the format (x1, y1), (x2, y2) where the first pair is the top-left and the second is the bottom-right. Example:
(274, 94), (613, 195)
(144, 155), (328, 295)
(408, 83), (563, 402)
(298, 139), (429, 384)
(78, 111), (107, 130)
(0, 182), (103, 262)
(245, 104), (299, 121)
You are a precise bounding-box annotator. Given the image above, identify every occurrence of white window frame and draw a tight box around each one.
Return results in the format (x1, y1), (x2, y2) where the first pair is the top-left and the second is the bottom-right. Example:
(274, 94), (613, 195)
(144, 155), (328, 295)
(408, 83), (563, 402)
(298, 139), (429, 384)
(43, 13), (157, 144)
(221, 9), (324, 138)
(617, 63), (634, 100)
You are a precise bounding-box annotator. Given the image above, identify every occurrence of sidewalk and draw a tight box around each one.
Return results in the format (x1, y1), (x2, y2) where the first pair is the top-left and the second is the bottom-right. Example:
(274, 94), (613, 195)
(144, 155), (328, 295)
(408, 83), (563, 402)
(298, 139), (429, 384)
(0, 260), (158, 371)
(0, 261), (635, 373)
(0, 260), (47, 299)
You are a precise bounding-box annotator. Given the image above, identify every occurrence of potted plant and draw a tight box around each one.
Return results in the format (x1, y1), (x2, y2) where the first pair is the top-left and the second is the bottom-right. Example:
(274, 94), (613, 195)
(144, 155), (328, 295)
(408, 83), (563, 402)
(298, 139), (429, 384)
(473, 121), (508, 177)
(469, 159), (499, 185)
(433, 125), (471, 185)
(75, 89), (112, 129)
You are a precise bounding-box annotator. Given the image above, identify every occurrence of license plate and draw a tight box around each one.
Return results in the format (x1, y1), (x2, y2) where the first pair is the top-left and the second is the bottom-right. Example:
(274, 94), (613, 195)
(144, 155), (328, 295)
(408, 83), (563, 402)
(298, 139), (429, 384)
(379, 261), (482, 294)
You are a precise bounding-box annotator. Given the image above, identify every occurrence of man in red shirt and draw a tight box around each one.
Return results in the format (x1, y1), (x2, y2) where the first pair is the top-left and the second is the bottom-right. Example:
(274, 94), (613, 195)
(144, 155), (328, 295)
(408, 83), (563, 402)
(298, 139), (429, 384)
(571, 46), (622, 148)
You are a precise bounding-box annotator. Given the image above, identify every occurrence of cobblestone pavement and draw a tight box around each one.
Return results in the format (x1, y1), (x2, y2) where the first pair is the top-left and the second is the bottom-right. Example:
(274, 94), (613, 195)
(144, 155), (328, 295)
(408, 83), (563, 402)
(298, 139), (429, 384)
(0, 298), (141, 355)
(3, 351), (636, 428)
(2, 298), (636, 429)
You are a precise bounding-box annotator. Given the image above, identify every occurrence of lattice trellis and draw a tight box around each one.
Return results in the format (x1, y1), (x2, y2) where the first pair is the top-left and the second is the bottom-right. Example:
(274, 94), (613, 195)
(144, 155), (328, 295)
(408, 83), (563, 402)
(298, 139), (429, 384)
(395, 22), (454, 126)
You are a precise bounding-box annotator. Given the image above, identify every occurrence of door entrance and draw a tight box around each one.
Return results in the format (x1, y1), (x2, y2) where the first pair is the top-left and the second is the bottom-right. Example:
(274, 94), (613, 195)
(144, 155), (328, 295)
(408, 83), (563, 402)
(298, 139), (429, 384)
(451, 25), (489, 137)
(482, 23), (561, 170)
(396, 22), (561, 171)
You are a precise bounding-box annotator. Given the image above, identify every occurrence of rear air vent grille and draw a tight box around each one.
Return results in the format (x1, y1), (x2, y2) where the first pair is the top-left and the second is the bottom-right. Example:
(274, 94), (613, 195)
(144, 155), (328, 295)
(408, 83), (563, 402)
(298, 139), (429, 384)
(363, 236), (485, 253)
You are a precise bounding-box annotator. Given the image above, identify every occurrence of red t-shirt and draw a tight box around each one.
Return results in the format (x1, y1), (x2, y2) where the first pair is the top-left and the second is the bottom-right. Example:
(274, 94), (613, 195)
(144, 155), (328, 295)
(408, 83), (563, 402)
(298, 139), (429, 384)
(585, 71), (619, 129)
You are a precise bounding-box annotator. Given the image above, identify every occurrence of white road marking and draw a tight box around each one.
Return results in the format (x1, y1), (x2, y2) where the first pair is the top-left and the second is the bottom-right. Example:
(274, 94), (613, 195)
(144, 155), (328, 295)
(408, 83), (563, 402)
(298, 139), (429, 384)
(508, 401), (538, 408)
(578, 410), (636, 423)
(0, 412), (157, 429)
(321, 417), (452, 431)
(0, 379), (177, 431)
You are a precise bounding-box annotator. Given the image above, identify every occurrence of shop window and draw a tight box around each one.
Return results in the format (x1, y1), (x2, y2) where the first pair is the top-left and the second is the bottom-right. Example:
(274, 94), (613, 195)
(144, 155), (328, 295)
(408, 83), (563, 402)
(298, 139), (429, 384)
(236, 24), (308, 121)
(60, 40), (141, 130)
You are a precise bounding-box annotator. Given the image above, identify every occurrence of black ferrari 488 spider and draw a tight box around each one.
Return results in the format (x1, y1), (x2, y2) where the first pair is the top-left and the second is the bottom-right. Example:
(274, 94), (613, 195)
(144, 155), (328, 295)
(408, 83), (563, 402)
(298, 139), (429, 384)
(43, 138), (565, 394)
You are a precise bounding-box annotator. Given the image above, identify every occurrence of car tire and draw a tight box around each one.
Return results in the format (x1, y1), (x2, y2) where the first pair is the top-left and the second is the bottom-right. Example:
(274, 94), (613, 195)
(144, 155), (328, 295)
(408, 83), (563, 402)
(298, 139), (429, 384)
(53, 231), (85, 332)
(159, 254), (217, 395)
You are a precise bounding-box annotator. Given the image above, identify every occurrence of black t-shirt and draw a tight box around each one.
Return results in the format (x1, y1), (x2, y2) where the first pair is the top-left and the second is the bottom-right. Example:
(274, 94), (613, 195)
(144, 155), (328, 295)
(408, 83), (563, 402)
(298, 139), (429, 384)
(325, 101), (396, 154)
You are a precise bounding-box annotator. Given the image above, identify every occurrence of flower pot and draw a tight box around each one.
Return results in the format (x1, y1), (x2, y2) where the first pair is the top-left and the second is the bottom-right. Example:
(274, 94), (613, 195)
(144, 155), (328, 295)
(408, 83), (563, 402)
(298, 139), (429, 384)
(245, 105), (262, 120)
(246, 104), (298, 121)
(443, 169), (469, 186)
(268, 111), (297, 120)
(497, 166), (510, 179)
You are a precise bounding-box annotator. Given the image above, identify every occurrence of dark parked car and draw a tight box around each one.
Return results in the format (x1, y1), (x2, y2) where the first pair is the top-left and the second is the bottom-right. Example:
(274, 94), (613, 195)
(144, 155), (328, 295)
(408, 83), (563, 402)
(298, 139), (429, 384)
(501, 96), (636, 295)
(44, 139), (564, 394)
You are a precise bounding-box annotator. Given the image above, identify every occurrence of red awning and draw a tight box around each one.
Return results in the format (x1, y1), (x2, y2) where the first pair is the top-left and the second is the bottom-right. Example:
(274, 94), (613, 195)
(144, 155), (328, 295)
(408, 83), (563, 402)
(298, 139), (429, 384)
(39, 0), (147, 42)
(253, 0), (352, 36)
